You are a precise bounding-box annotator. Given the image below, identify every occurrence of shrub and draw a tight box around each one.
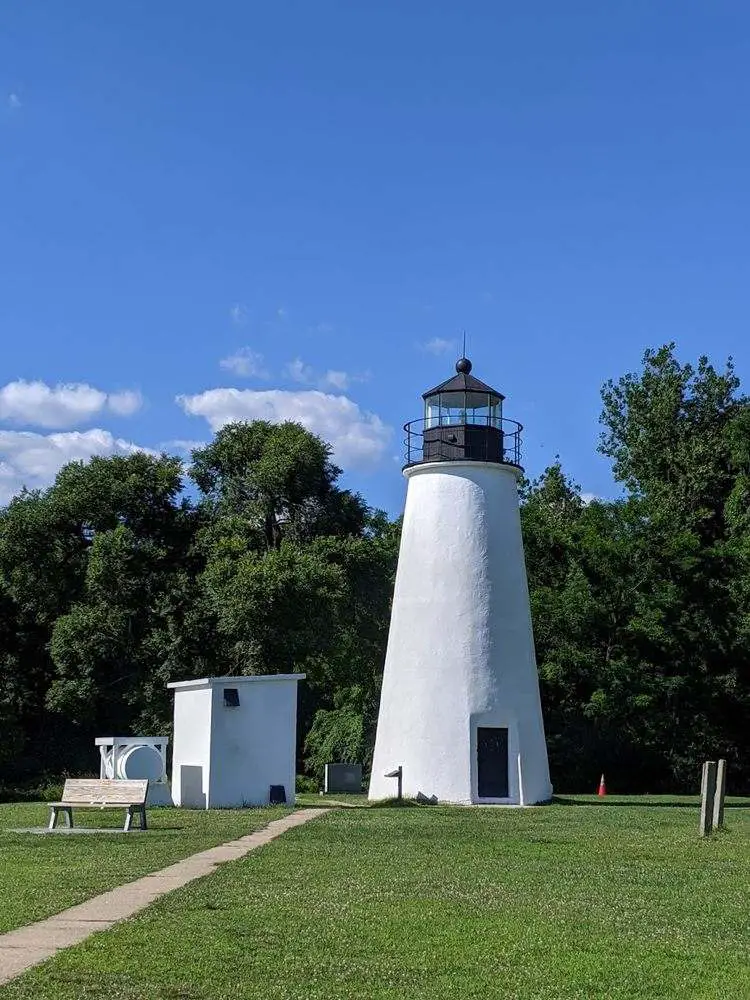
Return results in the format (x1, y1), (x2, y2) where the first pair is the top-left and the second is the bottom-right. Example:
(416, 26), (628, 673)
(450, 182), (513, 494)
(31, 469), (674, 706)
(304, 704), (365, 782)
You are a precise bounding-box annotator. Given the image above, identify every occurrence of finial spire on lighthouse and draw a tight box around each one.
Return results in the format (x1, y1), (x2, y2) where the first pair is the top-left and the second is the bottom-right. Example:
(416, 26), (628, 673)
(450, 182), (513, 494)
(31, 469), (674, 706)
(369, 353), (552, 806)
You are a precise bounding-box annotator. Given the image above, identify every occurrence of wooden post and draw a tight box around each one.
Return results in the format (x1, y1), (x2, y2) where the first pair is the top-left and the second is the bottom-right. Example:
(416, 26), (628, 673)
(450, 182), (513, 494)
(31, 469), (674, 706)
(384, 766), (403, 801)
(699, 760), (717, 837)
(712, 758), (727, 830)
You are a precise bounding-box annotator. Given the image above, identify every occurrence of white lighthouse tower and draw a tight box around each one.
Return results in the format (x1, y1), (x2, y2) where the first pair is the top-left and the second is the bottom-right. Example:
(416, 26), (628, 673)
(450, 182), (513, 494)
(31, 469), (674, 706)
(369, 357), (552, 805)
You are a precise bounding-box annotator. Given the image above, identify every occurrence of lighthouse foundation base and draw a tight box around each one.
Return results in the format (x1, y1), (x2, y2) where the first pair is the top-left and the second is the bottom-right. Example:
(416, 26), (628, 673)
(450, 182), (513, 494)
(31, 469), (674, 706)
(368, 714), (551, 806)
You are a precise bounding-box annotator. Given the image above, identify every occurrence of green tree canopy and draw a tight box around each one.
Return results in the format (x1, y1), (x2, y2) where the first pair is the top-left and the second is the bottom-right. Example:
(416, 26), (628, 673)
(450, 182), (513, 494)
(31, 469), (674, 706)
(1, 365), (748, 796)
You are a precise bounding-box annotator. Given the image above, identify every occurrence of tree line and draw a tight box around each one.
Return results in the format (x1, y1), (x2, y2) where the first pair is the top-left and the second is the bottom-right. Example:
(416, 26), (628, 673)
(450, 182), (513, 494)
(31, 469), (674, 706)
(1, 344), (748, 795)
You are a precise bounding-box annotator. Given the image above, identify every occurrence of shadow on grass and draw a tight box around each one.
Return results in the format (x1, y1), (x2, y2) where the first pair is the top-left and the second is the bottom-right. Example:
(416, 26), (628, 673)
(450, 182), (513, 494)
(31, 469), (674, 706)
(4, 825), (189, 834)
(552, 795), (750, 809)
(307, 795), (434, 810)
(369, 797), (424, 809)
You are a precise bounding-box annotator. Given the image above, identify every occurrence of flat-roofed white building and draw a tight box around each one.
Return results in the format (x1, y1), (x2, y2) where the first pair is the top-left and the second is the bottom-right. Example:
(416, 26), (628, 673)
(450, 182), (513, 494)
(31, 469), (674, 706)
(168, 674), (304, 808)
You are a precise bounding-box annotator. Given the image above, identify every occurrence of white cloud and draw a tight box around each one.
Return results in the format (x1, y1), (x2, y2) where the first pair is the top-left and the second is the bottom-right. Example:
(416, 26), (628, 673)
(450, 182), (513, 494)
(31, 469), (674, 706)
(0, 380), (143, 429)
(220, 348), (268, 378)
(0, 429), (152, 505)
(421, 337), (456, 355)
(581, 492), (600, 506)
(107, 390), (143, 416)
(321, 370), (350, 391)
(7, 93), (21, 110)
(285, 358), (366, 393)
(230, 303), (248, 326)
(286, 358), (316, 384)
(277, 307), (288, 320)
(177, 388), (391, 469)
(0, 381), (105, 427)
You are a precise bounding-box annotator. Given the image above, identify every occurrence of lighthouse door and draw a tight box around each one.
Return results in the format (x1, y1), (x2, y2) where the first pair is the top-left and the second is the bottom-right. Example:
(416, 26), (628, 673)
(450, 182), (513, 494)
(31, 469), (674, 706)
(477, 727), (509, 798)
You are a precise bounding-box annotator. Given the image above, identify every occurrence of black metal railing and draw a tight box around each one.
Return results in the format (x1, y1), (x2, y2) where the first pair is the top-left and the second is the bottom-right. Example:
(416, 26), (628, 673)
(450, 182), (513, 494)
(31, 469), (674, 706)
(403, 416), (523, 468)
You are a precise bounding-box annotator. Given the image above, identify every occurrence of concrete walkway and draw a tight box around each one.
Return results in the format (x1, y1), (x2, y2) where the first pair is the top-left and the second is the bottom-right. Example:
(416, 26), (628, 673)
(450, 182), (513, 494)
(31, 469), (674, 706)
(0, 808), (329, 986)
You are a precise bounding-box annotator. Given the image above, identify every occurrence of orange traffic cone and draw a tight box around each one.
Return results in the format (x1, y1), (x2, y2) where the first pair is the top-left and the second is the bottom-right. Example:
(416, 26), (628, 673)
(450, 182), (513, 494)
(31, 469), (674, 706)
(597, 774), (607, 797)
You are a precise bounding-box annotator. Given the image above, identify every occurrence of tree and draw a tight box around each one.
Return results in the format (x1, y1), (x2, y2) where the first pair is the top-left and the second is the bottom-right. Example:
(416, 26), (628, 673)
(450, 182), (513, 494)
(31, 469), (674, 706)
(597, 344), (750, 788)
(599, 343), (744, 540)
(0, 452), (210, 780)
(522, 440), (750, 791)
(301, 514), (401, 779)
(46, 454), (213, 739)
(190, 421), (368, 551)
(0, 488), (89, 779)
(0, 422), (400, 787)
(2, 360), (747, 795)
(190, 422), (399, 771)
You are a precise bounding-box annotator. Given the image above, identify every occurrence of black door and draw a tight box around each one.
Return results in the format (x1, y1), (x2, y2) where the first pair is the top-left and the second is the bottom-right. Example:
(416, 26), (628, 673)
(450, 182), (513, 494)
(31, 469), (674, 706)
(477, 727), (509, 798)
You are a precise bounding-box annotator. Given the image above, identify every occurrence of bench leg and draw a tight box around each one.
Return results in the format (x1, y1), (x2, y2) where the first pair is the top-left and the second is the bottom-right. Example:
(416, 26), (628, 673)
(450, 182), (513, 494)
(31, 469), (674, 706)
(48, 807), (58, 831)
(140, 806), (147, 831)
(124, 807), (133, 833)
(63, 807), (73, 829)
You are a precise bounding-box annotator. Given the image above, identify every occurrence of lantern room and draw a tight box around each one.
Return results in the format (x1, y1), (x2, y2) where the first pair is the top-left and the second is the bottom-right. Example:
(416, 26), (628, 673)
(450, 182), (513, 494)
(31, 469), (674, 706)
(404, 356), (522, 467)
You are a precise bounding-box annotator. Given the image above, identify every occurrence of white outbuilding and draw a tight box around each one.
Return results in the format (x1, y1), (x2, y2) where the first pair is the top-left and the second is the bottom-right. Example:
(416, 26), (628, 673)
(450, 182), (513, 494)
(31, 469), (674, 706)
(168, 674), (304, 808)
(369, 357), (552, 806)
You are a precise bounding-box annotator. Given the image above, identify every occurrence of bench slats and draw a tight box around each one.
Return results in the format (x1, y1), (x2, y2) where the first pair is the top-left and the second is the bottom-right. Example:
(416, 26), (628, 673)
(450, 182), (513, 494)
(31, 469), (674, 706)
(49, 778), (149, 832)
(59, 778), (148, 805)
(50, 800), (145, 808)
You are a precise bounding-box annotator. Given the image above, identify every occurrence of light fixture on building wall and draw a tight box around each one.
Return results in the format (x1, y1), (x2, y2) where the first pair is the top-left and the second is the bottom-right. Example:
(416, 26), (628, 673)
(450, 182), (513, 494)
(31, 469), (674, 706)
(223, 687), (240, 708)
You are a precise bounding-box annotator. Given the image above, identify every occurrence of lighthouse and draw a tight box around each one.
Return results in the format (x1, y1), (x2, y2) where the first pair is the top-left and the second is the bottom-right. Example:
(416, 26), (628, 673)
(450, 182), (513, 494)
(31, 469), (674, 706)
(368, 356), (552, 805)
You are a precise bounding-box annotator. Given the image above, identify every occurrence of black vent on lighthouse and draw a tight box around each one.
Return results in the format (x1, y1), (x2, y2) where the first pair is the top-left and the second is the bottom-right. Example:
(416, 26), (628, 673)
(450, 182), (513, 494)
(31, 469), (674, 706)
(404, 357), (522, 467)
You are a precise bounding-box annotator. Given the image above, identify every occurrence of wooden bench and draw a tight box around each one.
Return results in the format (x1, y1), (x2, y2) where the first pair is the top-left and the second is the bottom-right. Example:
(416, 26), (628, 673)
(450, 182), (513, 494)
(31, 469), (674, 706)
(48, 779), (149, 832)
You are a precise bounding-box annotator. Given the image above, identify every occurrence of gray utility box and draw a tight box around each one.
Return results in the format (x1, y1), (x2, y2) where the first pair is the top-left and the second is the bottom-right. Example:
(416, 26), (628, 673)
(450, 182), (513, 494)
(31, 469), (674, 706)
(324, 763), (362, 794)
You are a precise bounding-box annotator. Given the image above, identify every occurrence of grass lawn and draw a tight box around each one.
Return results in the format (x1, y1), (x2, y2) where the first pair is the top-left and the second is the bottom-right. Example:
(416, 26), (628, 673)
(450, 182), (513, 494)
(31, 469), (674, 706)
(1, 797), (748, 999)
(0, 802), (288, 934)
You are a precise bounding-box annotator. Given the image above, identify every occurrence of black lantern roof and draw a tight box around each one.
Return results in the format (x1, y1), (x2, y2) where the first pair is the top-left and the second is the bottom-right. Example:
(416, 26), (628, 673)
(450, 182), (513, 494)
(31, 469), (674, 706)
(422, 357), (505, 401)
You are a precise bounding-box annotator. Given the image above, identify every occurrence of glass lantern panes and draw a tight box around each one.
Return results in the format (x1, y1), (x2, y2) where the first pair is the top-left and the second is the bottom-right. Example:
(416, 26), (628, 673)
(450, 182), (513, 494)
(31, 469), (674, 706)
(424, 390), (503, 428)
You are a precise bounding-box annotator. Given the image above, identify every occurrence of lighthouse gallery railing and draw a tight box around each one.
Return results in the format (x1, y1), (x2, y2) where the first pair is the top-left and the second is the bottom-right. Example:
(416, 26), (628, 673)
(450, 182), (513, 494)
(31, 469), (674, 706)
(403, 416), (523, 468)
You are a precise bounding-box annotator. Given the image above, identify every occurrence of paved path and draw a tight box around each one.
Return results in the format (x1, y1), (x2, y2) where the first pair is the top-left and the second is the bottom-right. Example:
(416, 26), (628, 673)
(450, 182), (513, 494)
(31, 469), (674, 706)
(0, 808), (329, 986)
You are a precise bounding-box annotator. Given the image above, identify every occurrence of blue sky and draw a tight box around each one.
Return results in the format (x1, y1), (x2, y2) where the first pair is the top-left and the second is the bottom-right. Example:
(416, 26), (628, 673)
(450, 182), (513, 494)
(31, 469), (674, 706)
(2, 2), (749, 513)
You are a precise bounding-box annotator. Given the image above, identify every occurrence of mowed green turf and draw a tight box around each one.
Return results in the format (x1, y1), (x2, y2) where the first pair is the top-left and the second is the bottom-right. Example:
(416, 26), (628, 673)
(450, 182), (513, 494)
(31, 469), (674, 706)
(2, 798), (748, 999)
(0, 803), (287, 933)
